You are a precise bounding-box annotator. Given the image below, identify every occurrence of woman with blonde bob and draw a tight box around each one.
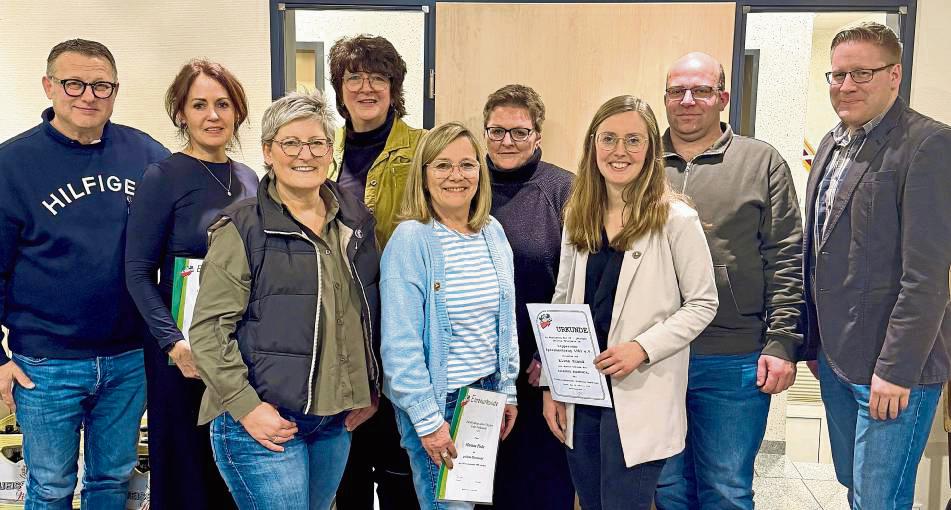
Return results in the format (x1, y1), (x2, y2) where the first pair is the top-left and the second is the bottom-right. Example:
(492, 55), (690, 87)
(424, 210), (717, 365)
(380, 122), (519, 509)
(542, 95), (718, 510)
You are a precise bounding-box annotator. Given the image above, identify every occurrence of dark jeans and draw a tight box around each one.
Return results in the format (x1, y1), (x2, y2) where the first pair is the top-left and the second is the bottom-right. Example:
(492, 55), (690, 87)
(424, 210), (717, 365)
(336, 395), (419, 510)
(143, 338), (234, 510)
(565, 404), (666, 510)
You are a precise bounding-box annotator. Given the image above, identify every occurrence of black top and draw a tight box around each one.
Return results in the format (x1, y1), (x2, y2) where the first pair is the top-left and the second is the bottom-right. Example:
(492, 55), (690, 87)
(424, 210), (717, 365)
(488, 149), (573, 385)
(125, 152), (259, 350)
(584, 229), (624, 352)
(337, 109), (395, 202)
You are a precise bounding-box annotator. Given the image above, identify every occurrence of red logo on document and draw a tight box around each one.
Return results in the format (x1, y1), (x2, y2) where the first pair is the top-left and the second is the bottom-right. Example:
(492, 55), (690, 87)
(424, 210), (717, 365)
(538, 313), (552, 329)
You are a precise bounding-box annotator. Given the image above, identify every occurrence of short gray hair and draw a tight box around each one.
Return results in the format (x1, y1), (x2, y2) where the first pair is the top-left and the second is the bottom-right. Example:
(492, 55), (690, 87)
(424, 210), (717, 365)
(261, 91), (338, 170)
(47, 39), (117, 79)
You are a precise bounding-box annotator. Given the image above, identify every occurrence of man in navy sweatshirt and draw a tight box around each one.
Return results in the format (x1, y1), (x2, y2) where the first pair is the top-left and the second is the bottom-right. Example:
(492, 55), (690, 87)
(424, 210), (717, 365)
(0, 39), (168, 509)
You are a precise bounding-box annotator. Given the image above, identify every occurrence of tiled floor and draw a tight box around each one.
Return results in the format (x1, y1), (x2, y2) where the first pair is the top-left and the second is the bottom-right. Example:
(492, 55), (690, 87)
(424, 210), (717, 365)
(753, 453), (850, 510)
(365, 452), (852, 509)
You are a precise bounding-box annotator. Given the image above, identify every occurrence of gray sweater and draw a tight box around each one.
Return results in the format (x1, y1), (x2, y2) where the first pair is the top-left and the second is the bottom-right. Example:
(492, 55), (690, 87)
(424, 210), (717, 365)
(663, 124), (804, 360)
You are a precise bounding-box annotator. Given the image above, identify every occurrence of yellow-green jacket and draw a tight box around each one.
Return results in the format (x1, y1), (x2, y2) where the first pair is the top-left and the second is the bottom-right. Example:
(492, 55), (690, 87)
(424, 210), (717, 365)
(329, 118), (424, 248)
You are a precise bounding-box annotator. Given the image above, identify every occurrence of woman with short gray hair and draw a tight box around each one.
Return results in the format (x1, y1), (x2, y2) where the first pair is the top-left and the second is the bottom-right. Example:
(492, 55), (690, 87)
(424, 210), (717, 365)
(189, 91), (382, 509)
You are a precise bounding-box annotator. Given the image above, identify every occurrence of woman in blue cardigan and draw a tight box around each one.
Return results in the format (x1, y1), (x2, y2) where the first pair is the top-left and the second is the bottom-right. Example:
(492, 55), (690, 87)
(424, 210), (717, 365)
(380, 122), (519, 510)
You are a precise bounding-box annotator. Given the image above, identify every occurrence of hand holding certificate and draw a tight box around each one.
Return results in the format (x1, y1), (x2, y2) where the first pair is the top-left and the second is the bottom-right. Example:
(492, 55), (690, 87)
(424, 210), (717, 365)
(436, 388), (506, 504)
(168, 257), (202, 369)
(170, 256), (204, 340)
(526, 303), (612, 408)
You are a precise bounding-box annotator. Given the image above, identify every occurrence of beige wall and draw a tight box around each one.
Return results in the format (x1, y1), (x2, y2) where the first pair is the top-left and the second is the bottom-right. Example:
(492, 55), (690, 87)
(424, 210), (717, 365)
(911, 2), (951, 508)
(434, 2), (735, 173)
(0, 0), (273, 174)
(912, 0), (951, 123)
(4, 0), (945, 171)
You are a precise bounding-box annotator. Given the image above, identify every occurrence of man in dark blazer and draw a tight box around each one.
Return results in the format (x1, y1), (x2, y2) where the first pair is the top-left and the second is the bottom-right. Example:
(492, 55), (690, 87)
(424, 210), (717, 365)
(803, 22), (951, 509)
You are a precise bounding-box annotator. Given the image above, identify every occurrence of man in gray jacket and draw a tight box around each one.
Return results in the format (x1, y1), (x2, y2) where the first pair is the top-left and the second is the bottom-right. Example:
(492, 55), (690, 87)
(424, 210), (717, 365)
(803, 23), (950, 508)
(654, 52), (804, 510)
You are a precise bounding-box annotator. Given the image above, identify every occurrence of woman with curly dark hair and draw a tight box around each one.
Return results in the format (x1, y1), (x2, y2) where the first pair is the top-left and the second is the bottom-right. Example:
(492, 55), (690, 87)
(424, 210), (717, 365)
(327, 34), (424, 510)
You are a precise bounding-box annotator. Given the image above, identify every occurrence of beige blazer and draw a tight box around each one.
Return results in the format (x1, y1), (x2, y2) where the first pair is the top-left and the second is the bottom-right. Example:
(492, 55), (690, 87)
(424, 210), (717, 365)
(552, 201), (718, 467)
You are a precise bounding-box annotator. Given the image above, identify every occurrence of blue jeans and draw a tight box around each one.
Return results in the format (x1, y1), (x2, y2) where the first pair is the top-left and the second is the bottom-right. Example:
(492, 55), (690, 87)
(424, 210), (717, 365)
(818, 352), (941, 509)
(395, 377), (497, 510)
(12, 349), (146, 510)
(210, 409), (351, 510)
(655, 351), (771, 510)
(565, 404), (666, 510)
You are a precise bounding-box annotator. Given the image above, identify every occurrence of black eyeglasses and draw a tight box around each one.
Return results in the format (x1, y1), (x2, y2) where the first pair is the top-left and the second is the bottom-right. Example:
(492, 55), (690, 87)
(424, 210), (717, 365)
(275, 138), (332, 158)
(49, 77), (117, 99)
(485, 126), (535, 143)
(665, 86), (720, 101)
(825, 64), (896, 85)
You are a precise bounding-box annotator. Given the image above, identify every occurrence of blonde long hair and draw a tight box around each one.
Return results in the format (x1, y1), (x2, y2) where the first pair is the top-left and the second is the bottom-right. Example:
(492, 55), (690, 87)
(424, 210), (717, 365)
(400, 122), (492, 230)
(565, 95), (677, 252)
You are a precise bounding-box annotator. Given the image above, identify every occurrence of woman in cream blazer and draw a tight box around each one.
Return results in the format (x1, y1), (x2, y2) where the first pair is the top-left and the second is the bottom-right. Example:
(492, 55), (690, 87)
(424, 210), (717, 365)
(542, 95), (718, 510)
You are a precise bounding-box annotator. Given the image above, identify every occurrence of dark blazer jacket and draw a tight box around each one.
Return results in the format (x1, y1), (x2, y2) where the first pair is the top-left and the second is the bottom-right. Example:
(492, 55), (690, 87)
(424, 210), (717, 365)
(802, 97), (951, 387)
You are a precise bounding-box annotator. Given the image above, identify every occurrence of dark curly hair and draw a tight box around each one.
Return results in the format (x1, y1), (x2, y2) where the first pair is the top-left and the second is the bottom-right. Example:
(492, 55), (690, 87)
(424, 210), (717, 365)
(328, 35), (407, 120)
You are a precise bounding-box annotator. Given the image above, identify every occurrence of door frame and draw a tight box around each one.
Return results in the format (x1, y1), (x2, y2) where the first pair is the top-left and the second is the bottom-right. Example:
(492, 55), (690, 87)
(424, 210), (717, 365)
(269, 0), (918, 131)
(730, 0), (917, 128)
(269, 0), (437, 127)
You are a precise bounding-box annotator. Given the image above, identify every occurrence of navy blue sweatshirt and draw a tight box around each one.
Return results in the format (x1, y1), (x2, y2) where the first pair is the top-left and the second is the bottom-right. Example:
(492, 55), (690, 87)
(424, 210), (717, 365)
(124, 153), (258, 351)
(0, 108), (170, 363)
(488, 149), (573, 383)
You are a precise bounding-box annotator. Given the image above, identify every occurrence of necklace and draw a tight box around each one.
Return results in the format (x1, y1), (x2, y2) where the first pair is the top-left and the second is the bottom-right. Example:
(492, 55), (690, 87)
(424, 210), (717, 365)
(194, 156), (233, 196)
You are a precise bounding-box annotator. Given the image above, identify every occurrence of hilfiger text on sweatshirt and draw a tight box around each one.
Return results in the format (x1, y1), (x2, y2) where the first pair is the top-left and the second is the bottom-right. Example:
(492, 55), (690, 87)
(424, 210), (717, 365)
(42, 173), (136, 216)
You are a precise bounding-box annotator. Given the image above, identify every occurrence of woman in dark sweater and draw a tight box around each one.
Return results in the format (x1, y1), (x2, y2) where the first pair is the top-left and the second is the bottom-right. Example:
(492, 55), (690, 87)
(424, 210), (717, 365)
(124, 59), (258, 509)
(480, 84), (575, 510)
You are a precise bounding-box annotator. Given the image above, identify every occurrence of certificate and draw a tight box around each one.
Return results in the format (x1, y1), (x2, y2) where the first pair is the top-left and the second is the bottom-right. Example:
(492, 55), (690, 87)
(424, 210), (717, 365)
(170, 257), (203, 342)
(526, 303), (612, 408)
(436, 387), (505, 504)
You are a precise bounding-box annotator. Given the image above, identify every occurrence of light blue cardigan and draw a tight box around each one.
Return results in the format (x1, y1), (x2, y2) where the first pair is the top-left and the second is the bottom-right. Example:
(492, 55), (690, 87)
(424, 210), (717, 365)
(380, 218), (519, 435)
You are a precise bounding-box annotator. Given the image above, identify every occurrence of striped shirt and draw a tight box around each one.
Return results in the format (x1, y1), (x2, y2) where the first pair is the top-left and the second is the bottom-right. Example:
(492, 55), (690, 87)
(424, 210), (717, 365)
(416, 221), (503, 434)
(434, 220), (501, 390)
(415, 221), (517, 435)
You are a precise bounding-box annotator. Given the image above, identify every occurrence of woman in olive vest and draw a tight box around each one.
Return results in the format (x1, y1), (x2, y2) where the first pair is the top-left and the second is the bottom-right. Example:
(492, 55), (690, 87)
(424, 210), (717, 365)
(189, 91), (381, 510)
